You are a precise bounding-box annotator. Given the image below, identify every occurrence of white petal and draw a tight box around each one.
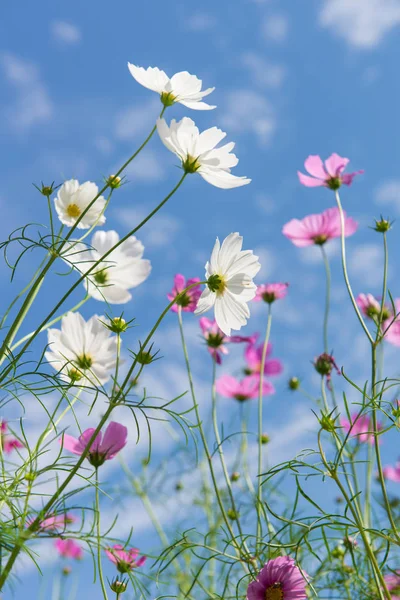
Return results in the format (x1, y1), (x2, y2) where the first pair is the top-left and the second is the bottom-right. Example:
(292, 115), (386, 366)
(179, 99), (216, 111)
(194, 288), (215, 315)
(209, 237), (221, 273)
(225, 250), (261, 279)
(127, 63), (169, 94)
(156, 118), (179, 155)
(195, 127), (226, 155)
(169, 71), (202, 96)
(218, 232), (243, 273)
(199, 168), (251, 189)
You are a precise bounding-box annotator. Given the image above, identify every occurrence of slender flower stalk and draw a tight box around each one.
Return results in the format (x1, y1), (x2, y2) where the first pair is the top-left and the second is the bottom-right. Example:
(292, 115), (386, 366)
(95, 468), (109, 600)
(320, 245), (331, 355)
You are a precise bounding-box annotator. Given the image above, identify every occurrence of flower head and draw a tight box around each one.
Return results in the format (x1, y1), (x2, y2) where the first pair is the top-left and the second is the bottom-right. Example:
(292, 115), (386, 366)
(64, 231), (151, 304)
(282, 207), (358, 247)
(61, 422), (128, 468)
(382, 299), (400, 346)
(314, 353), (340, 380)
(157, 117), (250, 189)
(298, 154), (363, 190)
(46, 312), (118, 386)
(167, 274), (201, 313)
(55, 538), (83, 560)
(106, 544), (146, 573)
(356, 293), (390, 320)
(216, 374), (274, 401)
(254, 283), (289, 304)
(199, 317), (256, 364)
(0, 421), (24, 454)
(128, 64), (215, 110)
(28, 513), (76, 532)
(247, 556), (308, 600)
(54, 179), (106, 229)
(244, 341), (283, 378)
(195, 233), (260, 335)
(384, 571), (400, 599)
(340, 412), (382, 445)
(383, 462), (400, 482)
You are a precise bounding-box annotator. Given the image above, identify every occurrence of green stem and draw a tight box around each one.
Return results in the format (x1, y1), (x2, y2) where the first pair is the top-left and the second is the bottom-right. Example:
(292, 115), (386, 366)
(320, 245), (331, 354)
(256, 305), (272, 550)
(46, 193), (55, 248)
(95, 468), (109, 600)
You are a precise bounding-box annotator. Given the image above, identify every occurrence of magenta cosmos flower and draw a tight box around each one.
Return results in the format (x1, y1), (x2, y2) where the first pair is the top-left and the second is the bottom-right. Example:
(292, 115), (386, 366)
(0, 421), (24, 453)
(254, 283), (289, 304)
(244, 341), (283, 378)
(384, 571), (400, 599)
(105, 544), (146, 573)
(298, 154), (363, 190)
(167, 274), (201, 313)
(340, 412), (382, 445)
(383, 462), (400, 483)
(216, 374), (274, 401)
(199, 317), (256, 364)
(247, 556), (308, 600)
(27, 512), (76, 532)
(283, 207), (357, 247)
(61, 421), (128, 467)
(55, 538), (83, 560)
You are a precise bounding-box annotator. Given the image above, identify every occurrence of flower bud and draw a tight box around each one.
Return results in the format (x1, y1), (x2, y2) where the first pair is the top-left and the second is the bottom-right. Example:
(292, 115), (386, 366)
(62, 566), (72, 576)
(288, 377), (300, 390)
(342, 536), (358, 550)
(134, 343), (160, 366)
(319, 410), (338, 433)
(332, 545), (345, 559)
(175, 481), (183, 491)
(110, 578), (128, 594)
(374, 217), (392, 233)
(34, 181), (59, 197)
(67, 368), (83, 383)
(314, 353), (339, 378)
(227, 508), (239, 520)
(106, 174), (123, 189)
(260, 433), (270, 445)
(230, 471), (240, 482)
(109, 317), (128, 334)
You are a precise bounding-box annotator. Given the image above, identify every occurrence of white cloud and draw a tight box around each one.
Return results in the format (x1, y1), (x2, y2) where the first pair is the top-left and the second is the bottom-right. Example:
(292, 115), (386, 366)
(255, 193), (276, 215)
(221, 89), (276, 146)
(186, 12), (216, 31)
(114, 98), (160, 141)
(319, 0), (400, 49)
(349, 243), (384, 286)
(124, 149), (166, 182)
(254, 246), (275, 279)
(261, 14), (289, 43)
(375, 180), (400, 214)
(0, 53), (53, 133)
(114, 207), (181, 249)
(51, 20), (81, 45)
(241, 52), (286, 88)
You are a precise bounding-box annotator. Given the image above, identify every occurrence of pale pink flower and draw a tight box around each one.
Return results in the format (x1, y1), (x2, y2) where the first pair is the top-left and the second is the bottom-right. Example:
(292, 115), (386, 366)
(0, 421), (24, 454)
(298, 154), (363, 189)
(167, 274), (201, 313)
(247, 556), (308, 600)
(383, 462), (400, 483)
(356, 293), (389, 319)
(282, 207), (358, 247)
(254, 283), (289, 304)
(28, 513), (76, 532)
(55, 538), (83, 560)
(244, 340), (283, 378)
(340, 412), (382, 445)
(61, 422), (127, 468)
(105, 544), (146, 573)
(216, 374), (274, 401)
(384, 571), (400, 599)
(199, 317), (257, 364)
(382, 299), (400, 345)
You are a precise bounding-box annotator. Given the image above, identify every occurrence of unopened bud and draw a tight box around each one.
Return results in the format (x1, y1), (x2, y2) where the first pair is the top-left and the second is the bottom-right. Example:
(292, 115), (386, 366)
(288, 377), (300, 390)
(231, 472), (240, 482)
(106, 174), (123, 189)
(260, 433), (270, 445)
(110, 578), (128, 594)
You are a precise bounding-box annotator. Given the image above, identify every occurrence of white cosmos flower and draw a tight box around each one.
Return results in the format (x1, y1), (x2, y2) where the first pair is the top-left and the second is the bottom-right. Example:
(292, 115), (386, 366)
(195, 233), (260, 336)
(64, 230), (151, 304)
(157, 117), (251, 189)
(127, 63), (215, 110)
(45, 312), (118, 386)
(54, 179), (106, 229)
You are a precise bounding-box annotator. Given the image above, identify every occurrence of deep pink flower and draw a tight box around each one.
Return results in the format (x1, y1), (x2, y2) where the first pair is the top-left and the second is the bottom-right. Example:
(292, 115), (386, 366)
(105, 544), (146, 573)
(247, 556), (308, 600)
(61, 422), (128, 467)
(254, 283), (289, 304)
(0, 421), (24, 454)
(167, 274), (202, 313)
(297, 154), (363, 190)
(384, 571), (400, 599)
(216, 374), (274, 401)
(383, 462), (400, 483)
(340, 412), (382, 445)
(55, 538), (83, 560)
(199, 317), (257, 365)
(244, 341), (283, 378)
(282, 207), (358, 247)
(28, 513), (76, 532)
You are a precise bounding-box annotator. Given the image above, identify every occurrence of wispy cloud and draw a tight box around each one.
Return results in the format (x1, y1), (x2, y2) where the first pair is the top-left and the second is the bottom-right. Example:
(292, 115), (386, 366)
(261, 14), (289, 43)
(375, 180), (400, 215)
(50, 20), (82, 45)
(241, 52), (286, 89)
(221, 89), (276, 146)
(124, 149), (166, 183)
(114, 207), (182, 250)
(319, 0), (400, 49)
(114, 98), (160, 141)
(185, 12), (216, 31)
(349, 243), (385, 286)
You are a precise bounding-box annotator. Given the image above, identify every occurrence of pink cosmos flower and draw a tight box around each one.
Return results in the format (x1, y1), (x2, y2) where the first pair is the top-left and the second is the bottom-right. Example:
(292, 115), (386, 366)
(61, 421), (128, 468)
(105, 544), (146, 573)
(216, 374), (274, 401)
(254, 283), (289, 304)
(282, 207), (358, 247)
(167, 274), (201, 313)
(55, 538), (83, 560)
(383, 462), (400, 483)
(28, 513), (76, 532)
(247, 556), (308, 600)
(0, 421), (24, 454)
(340, 412), (382, 445)
(297, 154), (363, 190)
(244, 341), (283, 378)
(384, 571), (400, 600)
(356, 293), (390, 320)
(199, 317), (257, 365)
(382, 299), (400, 346)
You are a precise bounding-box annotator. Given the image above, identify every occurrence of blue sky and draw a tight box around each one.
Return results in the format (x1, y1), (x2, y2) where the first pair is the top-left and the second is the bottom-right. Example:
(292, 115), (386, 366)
(2, 0), (400, 597)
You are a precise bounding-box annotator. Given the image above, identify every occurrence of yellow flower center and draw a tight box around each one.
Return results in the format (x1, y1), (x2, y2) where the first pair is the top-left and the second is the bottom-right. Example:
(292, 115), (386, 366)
(265, 583), (284, 600)
(160, 91), (177, 107)
(183, 154), (201, 174)
(66, 203), (81, 218)
(207, 274), (226, 295)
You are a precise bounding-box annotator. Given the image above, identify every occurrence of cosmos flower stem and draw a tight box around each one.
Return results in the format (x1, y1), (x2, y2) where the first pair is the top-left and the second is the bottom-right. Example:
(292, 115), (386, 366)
(111, 334), (122, 399)
(376, 232), (388, 344)
(320, 245), (331, 354)
(65, 188), (114, 252)
(177, 308), (250, 573)
(335, 190), (373, 343)
(95, 468), (109, 600)
(46, 192), (55, 248)
(256, 304), (272, 551)
(240, 407), (256, 496)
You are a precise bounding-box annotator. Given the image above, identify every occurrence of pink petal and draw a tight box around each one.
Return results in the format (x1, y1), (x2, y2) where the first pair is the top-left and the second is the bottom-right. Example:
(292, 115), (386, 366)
(324, 153), (349, 177)
(199, 316), (214, 334)
(304, 155), (327, 179)
(282, 219), (315, 247)
(100, 422), (128, 459)
(173, 274), (186, 292)
(265, 358), (283, 376)
(79, 428), (102, 453)
(341, 170), (364, 186)
(61, 433), (85, 455)
(298, 172), (326, 187)
(216, 375), (240, 398)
